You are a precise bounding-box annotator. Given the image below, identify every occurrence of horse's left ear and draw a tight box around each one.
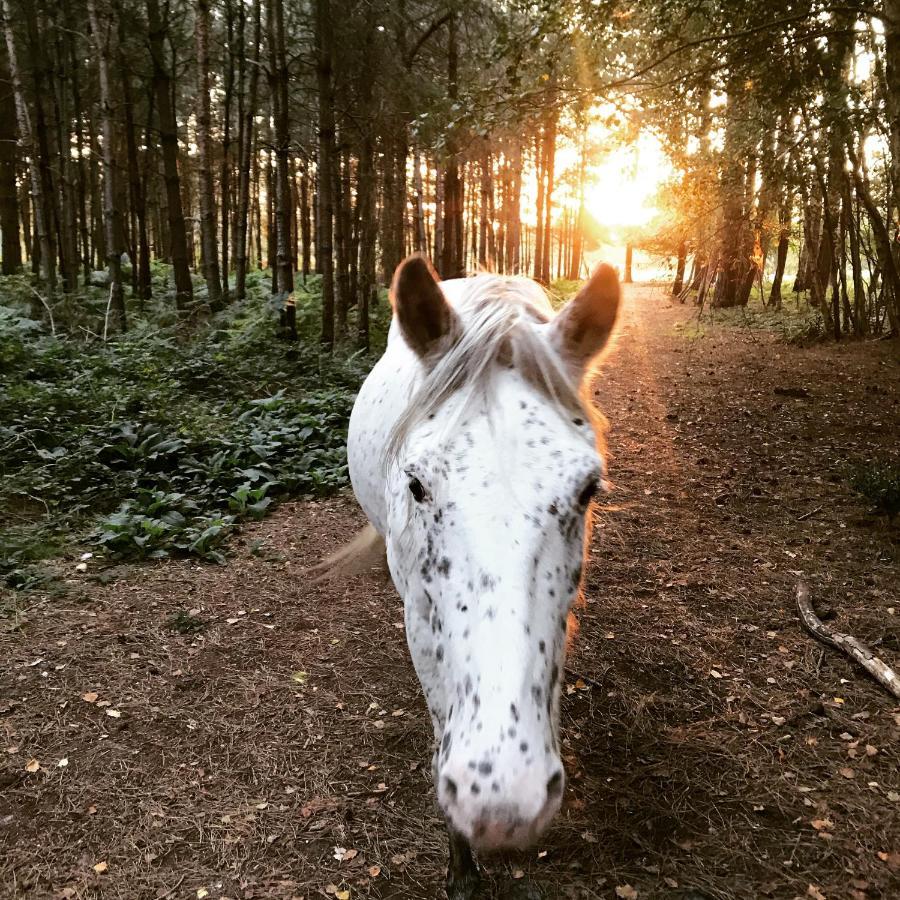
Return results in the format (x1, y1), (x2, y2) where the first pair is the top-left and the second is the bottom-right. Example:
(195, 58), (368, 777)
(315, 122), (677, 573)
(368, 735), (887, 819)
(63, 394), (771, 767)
(548, 263), (620, 376)
(390, 254), (460, 359)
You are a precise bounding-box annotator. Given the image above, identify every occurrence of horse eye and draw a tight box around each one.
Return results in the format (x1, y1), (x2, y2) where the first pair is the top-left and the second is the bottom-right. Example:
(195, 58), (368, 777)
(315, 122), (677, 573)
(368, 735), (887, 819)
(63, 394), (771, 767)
(409, 477), (427, 502)
(578, 479), (600, 507)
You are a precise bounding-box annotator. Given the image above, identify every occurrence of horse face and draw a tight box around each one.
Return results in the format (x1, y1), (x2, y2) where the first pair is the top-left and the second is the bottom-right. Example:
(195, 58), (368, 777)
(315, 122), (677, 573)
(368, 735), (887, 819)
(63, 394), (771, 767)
(383, 375), (601, 850)
(381, 257), (619, 851)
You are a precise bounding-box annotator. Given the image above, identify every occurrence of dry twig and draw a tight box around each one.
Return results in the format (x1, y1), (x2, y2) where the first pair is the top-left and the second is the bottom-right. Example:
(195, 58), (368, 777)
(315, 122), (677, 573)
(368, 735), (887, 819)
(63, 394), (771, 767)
(796, 581), (900, 699)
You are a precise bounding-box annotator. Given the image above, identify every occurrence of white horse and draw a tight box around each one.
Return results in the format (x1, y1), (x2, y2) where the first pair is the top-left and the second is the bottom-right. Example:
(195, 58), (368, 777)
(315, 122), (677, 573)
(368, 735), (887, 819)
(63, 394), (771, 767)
(344, 255), (619, 898)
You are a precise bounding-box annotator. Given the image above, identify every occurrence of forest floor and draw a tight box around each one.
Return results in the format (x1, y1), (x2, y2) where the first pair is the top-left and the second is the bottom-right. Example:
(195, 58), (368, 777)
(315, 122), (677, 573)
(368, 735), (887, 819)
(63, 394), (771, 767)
(2, 284), (899, 900)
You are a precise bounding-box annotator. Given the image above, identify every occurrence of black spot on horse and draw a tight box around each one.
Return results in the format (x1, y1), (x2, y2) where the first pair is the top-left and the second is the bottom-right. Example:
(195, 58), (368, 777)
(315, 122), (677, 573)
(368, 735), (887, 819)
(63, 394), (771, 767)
(519, 741), (529, 753)
(437, 557), (451, 576)
(478, 761), (493, 776)
(538, 640), (546, 654)
(510, 703), (520, 723)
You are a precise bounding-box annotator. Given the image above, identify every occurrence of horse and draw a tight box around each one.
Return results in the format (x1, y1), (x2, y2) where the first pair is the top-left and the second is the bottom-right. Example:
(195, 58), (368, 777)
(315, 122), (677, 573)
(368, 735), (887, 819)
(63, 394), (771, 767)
(342, 254), (619, 898)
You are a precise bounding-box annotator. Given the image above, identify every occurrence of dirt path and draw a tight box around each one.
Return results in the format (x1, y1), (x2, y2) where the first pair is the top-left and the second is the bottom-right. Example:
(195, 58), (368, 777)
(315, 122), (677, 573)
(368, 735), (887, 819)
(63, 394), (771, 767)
(3, 285), (899, 900)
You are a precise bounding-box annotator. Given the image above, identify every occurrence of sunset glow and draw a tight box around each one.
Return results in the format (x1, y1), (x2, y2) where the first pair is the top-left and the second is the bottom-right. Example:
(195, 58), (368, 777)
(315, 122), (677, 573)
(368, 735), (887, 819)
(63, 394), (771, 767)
(583, 132), (671, 230)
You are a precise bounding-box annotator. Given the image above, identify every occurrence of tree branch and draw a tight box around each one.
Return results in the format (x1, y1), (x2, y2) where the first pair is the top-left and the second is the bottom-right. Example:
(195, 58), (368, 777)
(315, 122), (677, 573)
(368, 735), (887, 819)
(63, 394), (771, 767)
(796, 582), (900, 699)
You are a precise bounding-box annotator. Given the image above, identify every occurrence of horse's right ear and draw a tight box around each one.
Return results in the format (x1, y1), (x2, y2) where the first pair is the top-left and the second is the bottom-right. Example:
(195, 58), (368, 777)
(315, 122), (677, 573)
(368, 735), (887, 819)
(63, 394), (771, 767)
(390, 254), (459, 358)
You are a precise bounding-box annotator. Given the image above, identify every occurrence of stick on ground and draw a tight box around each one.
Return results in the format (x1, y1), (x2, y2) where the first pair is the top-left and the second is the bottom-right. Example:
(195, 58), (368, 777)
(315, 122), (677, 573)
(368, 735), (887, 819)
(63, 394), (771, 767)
(796, 581), (900, 700)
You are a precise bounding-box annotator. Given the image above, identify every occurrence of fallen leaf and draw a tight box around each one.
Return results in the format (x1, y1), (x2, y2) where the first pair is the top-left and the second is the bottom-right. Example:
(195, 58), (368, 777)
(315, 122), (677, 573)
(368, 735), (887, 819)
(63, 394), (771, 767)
(807, 885), (826, 900)
(839, 767), (855, 779)
(615, 886), (638, 900)
(25, 759), (40, 773)
(367, 865), (381, 877)
(291, 671), (308, 685)
(512, 868), (525, 879)
(197, 890), (209, 899)
(82, 692), (98, 703)
(92, 861), (108, 874)
(709, 669), (722, 679)
(105, 709), (122, 719)
(811, 819), (833, 831)
(57, 758), (68, 768)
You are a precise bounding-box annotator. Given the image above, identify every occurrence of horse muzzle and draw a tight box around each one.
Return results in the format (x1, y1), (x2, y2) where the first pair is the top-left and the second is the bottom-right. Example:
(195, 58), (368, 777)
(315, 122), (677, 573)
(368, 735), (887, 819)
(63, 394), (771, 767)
(437, 760), (565, 851)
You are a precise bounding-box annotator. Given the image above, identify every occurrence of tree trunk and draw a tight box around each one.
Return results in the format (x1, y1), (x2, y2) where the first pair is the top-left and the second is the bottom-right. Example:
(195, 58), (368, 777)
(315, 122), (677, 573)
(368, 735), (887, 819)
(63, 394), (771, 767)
(440, 11), (464, 278)
(333, 141), (350, 339)
(300, 156), (311, 279)
(533, 134), (545, 282)
(87, 0), (126, 331)
(196, 0), (223, 306)
(315, 0), (336, 347)
(147, 0), (193, 306)
(413, 146), (427, 253)
(0, 45), (21, 274)
(221, 0), (236, 296)
(235, 0), (261, 300)
(119, 31), (151, 302)
(268, 0), (293, 299)
(50, 12), (77, 293)
(2, 0), (53, 291)
(672, 240), (687, 295)
(540, 113), (556, 284)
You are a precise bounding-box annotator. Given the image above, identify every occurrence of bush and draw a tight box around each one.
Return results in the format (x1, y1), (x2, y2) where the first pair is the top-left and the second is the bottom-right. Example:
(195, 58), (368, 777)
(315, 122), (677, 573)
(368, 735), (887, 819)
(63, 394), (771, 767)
(851, 463), (900, 520)
(0, 269), (389, 583)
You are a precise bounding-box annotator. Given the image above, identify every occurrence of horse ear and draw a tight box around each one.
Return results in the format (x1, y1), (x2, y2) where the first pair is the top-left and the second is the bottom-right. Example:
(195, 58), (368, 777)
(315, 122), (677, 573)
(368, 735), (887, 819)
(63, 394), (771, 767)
(549, 263), (620, 376)
(390, 254), (459, 358)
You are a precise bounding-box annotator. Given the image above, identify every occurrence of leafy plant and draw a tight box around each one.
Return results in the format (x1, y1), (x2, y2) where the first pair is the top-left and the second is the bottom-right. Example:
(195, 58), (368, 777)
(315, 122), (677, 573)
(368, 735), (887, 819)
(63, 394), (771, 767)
(0, 268), (389, 583)
(851, 463), (900, 520)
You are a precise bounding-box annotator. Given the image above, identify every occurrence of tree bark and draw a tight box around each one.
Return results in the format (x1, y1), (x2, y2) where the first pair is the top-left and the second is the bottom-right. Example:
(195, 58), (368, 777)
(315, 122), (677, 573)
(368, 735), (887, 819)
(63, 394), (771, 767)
(196, 0), (223, 306)
(119, 27), (151, 302)
(235, 0), (261, 299)
(315, 0), (335, 347)
(147, 0), (193, 306)
(87, 0), (126, 331)
(0, 44), (21, 274)
(268, 0), (293, 299)
(2, 0), (53, 291)
(440, 11), (464, 278)
(221, 0), (237, 296)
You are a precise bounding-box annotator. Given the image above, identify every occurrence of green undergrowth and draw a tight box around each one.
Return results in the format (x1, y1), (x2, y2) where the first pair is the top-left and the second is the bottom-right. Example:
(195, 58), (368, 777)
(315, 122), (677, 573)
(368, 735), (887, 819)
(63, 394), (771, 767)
(0, 268), (389, 589)
(851, 462), (900, 521)
(676, 283), (826, 343)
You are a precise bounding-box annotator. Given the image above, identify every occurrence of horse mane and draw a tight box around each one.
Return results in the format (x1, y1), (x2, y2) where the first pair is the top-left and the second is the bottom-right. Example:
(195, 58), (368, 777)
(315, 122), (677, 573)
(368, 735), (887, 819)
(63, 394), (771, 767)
(384, 274), (608, 471)
(311, 274), (610, 594)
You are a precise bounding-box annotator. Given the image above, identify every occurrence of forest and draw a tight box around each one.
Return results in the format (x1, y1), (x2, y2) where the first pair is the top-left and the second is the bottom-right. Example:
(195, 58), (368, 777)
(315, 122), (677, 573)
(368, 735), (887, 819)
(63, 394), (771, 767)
(1, 1), (899, 899)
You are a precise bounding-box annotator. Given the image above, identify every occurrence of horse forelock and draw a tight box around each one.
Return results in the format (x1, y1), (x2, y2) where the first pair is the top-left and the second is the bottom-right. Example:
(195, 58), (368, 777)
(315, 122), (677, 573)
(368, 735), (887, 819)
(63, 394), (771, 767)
(384, 275), (607, 470)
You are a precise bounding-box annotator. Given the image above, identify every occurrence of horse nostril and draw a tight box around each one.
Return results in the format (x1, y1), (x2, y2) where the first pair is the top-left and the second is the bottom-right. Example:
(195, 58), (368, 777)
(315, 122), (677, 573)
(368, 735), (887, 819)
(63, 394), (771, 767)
(546, 770), (564, 801)
(443, 776), (459, 802)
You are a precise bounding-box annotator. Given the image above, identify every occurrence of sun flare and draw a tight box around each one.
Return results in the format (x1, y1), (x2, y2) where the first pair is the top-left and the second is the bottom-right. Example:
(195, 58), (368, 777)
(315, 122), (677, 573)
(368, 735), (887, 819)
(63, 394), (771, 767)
(584, 133), (670, 230)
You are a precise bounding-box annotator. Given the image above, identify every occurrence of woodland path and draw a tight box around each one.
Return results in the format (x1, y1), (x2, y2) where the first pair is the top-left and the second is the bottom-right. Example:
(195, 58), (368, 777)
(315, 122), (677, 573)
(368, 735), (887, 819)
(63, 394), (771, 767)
(2, 285), (899, 900)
